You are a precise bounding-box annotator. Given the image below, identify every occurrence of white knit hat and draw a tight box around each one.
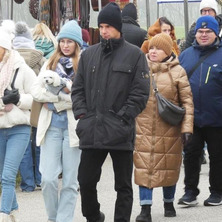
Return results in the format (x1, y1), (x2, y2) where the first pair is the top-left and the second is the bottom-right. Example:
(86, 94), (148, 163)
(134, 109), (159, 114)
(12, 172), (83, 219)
(199, 0), (218, 14)
(0, 20), (15, 50)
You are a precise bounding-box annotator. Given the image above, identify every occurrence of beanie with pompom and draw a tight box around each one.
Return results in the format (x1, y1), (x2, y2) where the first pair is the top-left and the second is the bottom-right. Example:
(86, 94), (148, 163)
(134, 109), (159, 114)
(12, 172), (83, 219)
(15, 21), (33, 40)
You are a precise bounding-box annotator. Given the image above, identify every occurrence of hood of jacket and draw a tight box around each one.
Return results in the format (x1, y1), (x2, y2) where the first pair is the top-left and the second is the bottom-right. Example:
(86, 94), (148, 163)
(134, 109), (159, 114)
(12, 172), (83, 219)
(216, 14), (222, 26)
(122, 16), (140, 27)
(148, 18), (177, 41)
(17, 48), (44, 69)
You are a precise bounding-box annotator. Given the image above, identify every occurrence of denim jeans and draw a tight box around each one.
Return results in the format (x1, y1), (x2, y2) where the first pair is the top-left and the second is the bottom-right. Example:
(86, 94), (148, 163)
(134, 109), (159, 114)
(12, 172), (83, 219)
(19, 140), (36, 191)
(19, 127), (41, 191)
(34, 145), (41, 186)
(40, 126), (81, 222)
(139, 185), (176, 205)
(0, 125), (31, 214)
(31, 127), (41, 185)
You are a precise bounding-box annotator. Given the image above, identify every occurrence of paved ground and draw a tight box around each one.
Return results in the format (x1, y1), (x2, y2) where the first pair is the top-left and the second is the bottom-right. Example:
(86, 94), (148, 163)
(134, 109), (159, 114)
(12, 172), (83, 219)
(16, 154), (222, 222)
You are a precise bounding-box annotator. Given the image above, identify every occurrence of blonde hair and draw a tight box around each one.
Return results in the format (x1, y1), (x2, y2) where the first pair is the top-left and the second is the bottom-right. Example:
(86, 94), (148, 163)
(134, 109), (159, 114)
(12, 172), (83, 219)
(32, 23), (57, 48)
(47, 41), (80, 75)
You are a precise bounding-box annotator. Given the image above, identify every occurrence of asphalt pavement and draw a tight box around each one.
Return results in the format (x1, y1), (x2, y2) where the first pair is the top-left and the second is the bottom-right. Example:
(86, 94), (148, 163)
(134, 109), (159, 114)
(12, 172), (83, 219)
(16, 153), (222, 222)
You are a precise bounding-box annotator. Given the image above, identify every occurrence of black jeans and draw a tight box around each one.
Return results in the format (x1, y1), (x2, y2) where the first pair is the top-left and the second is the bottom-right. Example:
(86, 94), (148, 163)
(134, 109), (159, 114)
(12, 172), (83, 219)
(183, 126), (222, 196)
(78, 149), (133, 222)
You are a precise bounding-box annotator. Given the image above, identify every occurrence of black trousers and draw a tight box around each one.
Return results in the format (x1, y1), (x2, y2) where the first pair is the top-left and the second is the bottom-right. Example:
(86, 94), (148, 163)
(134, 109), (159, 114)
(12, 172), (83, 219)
(183, 126), (222, 196)
(78, 149), (133, 222)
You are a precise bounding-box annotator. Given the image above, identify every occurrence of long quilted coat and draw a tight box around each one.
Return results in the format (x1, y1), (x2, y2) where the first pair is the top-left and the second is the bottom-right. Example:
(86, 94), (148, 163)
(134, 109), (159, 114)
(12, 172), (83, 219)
(134, 55), (194, 188)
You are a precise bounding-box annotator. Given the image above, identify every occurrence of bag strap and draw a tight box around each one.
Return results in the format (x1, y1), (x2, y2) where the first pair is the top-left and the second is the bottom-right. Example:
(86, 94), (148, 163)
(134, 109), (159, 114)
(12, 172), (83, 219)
(187, 49), (216, 79)
(11, 68), (19, 89)
(151, 74), (158, 94)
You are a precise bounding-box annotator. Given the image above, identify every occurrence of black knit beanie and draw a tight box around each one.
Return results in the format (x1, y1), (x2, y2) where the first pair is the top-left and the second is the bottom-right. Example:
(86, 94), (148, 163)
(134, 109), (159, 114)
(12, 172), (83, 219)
(122, 3), (137, 20)
(98, 2), (122, 33)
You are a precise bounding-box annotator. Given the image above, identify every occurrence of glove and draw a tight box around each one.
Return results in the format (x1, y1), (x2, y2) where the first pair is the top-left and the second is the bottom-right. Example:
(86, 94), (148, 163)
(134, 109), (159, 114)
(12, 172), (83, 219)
(181, 133), (192, 146)
(2, 89), (20, 105)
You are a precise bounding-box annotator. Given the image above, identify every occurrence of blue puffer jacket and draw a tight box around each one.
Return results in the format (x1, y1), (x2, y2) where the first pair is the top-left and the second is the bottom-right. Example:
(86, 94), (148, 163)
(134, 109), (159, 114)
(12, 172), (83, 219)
(179, 39), (222, 127)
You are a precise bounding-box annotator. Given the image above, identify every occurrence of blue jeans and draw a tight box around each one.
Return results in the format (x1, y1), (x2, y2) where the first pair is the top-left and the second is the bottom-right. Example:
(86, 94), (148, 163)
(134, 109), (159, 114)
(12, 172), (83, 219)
(19, 140), (35, 191)
(34, 145), (41, 185)
(40, 126), (81, 222)
(139, 185), (176, 205)
(19, 127), (41, 191)
(0, 125), (31, 214)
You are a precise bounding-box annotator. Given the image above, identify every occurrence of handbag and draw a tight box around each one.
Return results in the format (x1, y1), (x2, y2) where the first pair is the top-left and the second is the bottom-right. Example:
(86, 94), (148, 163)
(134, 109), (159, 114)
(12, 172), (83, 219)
(2, 68), (20, 105)
(152, 74), (185, 126)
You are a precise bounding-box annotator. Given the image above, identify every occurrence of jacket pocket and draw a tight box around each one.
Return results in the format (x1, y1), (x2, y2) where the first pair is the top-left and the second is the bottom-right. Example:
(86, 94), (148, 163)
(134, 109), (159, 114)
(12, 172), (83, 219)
(76, 112), (95, 146)
(102, 111), (132, 146)
(112, 64), (133, 74)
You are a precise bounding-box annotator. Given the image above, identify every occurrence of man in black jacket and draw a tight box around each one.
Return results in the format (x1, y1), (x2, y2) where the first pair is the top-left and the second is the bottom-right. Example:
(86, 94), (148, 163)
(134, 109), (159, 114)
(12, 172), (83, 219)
(121, 3), (147, 47)
(71, 3), (150, 222)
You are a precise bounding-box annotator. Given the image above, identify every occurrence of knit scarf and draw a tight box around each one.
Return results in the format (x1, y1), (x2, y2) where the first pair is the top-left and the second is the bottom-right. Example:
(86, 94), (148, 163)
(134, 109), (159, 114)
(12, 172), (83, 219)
(55, 57), (74, 80)
(0, 50), (16, 97)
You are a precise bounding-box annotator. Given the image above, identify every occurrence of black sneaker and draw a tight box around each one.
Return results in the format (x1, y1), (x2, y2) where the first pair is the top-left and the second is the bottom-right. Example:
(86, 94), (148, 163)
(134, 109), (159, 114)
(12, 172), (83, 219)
(204, 193), (222, 206)
(178, 191), (198, 206)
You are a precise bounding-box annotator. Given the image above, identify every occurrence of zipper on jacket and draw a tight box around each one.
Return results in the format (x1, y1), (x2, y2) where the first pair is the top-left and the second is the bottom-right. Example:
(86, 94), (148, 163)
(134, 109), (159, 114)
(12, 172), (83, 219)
(205, 66), (211, 84)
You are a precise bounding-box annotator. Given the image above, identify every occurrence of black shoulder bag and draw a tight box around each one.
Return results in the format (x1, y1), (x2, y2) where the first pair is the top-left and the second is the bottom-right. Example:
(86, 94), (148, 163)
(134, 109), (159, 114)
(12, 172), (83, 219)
(2, 68), (20, 105)
(152, 74), (185, 126)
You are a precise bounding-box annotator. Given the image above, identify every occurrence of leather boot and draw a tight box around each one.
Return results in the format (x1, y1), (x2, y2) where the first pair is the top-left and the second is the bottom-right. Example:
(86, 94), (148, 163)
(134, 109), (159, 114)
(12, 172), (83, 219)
(135, 205), (152, 222)
(87, 211), (105, 222)
(10, 210), (19, 222)
(0, 213), (11, 222)
(164, 202), (176, 217)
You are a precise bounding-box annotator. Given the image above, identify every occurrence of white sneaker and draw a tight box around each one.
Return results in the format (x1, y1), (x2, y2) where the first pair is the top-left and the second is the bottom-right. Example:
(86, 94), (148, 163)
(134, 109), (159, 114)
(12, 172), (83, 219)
(0, 213), (12, 222)
(10, 210), (19, 222)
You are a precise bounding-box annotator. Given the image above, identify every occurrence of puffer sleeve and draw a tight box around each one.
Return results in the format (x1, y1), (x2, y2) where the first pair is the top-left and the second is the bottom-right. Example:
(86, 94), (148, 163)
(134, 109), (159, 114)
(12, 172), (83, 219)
(177, 65), (194, 133)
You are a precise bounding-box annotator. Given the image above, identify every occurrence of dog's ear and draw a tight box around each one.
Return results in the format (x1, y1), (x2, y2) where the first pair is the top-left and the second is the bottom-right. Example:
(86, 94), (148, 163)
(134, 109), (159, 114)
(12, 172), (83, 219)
(53, 73), (62, 87)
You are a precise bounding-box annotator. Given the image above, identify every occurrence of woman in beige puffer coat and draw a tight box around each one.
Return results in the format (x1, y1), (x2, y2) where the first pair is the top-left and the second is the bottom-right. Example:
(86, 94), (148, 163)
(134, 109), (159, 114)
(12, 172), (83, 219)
(134, 33), (194, 222)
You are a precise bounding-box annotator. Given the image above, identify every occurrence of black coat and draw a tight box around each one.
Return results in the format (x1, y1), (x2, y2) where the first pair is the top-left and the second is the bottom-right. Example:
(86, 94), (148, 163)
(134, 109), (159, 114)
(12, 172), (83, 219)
(71, 37), (150, 150)
(122, 16), (147, 48)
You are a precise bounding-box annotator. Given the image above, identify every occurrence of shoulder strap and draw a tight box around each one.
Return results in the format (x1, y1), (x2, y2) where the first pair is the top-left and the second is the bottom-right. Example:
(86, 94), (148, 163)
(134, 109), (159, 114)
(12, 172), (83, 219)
(11, 68), (19, 89)
(151, 74), (158, 93)
(187, 49), (216, 79)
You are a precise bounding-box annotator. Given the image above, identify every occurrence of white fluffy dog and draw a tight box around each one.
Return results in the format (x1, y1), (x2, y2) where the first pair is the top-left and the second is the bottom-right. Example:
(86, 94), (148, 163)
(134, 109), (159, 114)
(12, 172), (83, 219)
(42, 70), (62, 87)
(40, 70), (72, 101)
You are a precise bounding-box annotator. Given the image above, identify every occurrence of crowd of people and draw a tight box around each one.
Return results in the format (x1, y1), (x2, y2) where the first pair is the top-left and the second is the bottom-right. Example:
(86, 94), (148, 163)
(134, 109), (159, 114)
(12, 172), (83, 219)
(0, 0), (222, 222)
